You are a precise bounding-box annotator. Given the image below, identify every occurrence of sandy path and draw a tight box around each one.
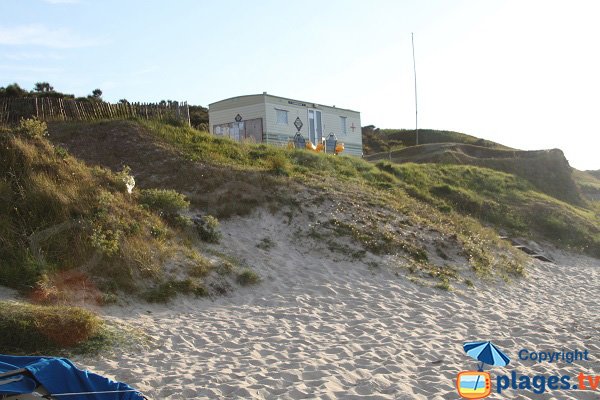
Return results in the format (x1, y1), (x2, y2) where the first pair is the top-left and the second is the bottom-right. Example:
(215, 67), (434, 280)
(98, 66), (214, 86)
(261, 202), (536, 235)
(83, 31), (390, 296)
(76, 212), (600, 399)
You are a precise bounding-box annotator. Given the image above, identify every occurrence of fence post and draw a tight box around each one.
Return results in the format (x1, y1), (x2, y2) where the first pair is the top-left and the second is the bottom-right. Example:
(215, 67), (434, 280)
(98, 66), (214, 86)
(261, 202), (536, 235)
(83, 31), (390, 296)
(186, 101), (190, 126)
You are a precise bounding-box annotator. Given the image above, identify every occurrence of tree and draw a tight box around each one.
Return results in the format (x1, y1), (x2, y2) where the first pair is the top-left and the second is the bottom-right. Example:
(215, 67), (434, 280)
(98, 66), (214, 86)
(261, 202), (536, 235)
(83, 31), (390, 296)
(34, 82), (54, 93)
(91, 89), (102, 100)
(0, 83), (28, 98)
(189, 105), (208, 129)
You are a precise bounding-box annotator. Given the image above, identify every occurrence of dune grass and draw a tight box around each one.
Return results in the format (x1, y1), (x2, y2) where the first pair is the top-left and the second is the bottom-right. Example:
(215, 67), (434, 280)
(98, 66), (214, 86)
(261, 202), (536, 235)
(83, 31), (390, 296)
(138, 119), (396, 186)
(0, 301), (104, 354)
(134, 120), (527, 280)
(573, 169), (600, 202)
(137, 119), (599, 259)
(375, 161), (600, 256)
(0, 120), (214, 300)
(362, 127), (511, 155)
(22, 118), (596, 290)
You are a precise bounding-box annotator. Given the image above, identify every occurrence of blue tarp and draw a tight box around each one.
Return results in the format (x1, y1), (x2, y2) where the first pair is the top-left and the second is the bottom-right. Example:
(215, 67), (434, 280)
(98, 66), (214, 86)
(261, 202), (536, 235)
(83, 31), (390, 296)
(0, 355), (144, 399)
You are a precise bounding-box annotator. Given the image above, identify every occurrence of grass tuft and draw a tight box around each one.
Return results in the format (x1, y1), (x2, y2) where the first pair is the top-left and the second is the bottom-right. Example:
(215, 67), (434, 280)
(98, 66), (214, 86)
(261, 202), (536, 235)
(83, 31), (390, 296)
(0, 301), (102, 353)
(237, 268), (260, 286)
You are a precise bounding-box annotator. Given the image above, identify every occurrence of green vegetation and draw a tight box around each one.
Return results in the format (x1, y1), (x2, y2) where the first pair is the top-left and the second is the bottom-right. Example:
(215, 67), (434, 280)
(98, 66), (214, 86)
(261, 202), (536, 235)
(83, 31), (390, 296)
(573, 169), (600, 203)
(139, 188), (190, 215)
(129, 120), (528, 282)
(0, 301), (103, 354)
(0, 81), (103, 102)
(374, 161), (600, 257)
(194, 215), (222, 243)
(5, 115), (596, 314)
(256, 237), (276, 251)
(17, 117), (48, 139)
(237, 268), (260, 286)
(0, 120), (214, 301)
(142, 279), (208, 303)
(362, 126), (510, 155)
(133, 119), (599, 262)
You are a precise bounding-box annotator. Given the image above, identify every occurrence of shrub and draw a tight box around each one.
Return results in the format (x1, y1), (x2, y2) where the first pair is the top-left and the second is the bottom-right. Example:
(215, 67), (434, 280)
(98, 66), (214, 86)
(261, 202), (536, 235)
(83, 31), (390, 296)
(116, 165), (135, 194)
(256, 237), (275, 250)
(142, 279), (208, 302)
(142, 282), (178, 303)
(90, 227), (121, 256)
(171, 214), (193, 229)
(53, 145), (69, 159)
(138, 188), (190, 216)
(266, 153), (290, 175)
(18, 118), (47, 138)
(193, 215), (222, 243)
(236, 268), (260, 286)
(0, 301), (102, 352)
(434, 278), (452, 291)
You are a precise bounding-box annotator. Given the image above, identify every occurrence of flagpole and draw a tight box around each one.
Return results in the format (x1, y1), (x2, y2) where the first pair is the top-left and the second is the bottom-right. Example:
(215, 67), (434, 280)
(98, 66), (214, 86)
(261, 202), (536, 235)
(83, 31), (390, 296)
(411, 32), (418, 146)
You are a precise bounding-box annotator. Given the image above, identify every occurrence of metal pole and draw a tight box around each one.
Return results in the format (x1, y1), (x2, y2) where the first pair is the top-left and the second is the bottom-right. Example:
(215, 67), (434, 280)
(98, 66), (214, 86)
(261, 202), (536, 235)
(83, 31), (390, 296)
(411, 32), (418, 145)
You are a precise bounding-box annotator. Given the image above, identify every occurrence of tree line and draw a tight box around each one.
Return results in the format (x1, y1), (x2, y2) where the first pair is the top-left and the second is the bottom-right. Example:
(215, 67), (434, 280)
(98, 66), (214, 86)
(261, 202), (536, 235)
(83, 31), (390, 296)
(0, 82), (103, 102)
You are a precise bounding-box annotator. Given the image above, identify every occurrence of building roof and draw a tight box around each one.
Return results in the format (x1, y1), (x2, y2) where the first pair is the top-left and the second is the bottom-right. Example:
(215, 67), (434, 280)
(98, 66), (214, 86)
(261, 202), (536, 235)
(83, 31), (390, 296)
(208, 93), (360, 114)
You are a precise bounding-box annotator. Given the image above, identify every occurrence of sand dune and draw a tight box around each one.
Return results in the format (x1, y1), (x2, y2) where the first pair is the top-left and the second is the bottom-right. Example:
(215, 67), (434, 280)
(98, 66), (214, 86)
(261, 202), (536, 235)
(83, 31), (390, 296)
(75, 211), (600, 399)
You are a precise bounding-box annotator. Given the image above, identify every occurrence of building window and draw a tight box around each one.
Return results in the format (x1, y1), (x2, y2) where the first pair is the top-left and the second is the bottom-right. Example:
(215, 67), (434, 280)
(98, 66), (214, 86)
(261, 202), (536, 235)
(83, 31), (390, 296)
(276, 109), (288, 125)
(340, 116), (347, 135)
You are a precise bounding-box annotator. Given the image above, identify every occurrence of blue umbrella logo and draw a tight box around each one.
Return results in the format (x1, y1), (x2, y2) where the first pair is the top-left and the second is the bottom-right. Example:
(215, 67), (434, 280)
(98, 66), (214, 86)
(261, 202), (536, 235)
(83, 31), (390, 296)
(463, 342), (510, 371)
(462, 341), (510, 395)
(463, 341), (511, 371)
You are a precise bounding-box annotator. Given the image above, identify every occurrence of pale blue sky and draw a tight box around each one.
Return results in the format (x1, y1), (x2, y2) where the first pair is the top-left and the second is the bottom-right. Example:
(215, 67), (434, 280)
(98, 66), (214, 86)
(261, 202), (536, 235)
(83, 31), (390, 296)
(1, 0), (599, 170)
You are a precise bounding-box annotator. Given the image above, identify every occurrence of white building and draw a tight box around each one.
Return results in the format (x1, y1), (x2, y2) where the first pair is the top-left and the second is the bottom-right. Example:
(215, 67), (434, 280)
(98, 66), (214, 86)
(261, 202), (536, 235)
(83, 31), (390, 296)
(208, 93), (362, 157)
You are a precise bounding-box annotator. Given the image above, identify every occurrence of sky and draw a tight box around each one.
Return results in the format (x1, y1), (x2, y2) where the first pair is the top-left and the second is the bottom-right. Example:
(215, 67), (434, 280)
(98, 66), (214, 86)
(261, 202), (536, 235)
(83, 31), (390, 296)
(1, 0), (599, 170)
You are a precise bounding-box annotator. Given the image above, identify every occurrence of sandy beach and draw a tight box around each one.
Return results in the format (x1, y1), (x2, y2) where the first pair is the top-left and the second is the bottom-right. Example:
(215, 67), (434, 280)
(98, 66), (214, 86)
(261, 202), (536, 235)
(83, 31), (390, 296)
(73, 211), (600, 399)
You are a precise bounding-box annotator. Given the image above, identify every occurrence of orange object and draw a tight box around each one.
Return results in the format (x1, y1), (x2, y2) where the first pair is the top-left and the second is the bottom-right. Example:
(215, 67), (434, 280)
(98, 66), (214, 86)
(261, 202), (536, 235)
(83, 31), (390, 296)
(335, 143), (345, 154)
(456, 371), (492, 399)
(306, 141), (325, 152)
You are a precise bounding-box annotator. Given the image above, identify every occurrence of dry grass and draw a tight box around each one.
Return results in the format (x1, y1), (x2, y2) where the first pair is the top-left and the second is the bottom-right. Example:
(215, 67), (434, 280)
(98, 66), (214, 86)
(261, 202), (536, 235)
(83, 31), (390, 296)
(0, 121), (218, 301)
(0, 301), (102, 353)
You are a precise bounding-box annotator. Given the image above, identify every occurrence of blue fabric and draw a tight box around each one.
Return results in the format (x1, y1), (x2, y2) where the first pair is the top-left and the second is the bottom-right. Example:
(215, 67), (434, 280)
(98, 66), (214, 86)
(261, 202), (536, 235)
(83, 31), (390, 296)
(0, 360), (37, 394)
(463, 341), (511, 367)
(0, 355), (144, 399)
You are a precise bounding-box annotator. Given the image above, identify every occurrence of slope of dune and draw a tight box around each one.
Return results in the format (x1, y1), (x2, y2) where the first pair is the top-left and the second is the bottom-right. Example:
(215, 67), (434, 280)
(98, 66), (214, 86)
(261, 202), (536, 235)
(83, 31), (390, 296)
(74, 210), (600, 399)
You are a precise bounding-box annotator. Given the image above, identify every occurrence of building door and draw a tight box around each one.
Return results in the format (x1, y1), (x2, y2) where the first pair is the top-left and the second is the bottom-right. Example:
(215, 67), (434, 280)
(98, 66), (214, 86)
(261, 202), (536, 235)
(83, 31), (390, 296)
(308, 109), (322, 144)
(231, 122), (243, 141)
(244, 118), (263, 143)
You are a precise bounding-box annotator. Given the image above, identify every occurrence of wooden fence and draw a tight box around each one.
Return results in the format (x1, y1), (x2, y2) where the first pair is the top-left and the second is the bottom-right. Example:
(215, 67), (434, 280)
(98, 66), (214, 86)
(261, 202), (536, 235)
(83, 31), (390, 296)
(0, 98), (191, 126)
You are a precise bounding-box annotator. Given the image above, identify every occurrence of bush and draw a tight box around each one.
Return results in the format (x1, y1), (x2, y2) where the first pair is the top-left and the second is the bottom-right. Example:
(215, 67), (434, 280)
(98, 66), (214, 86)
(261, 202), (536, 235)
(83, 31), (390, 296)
(0, 301), (102, 352)
(18, 118), (47, 138)
(236, 268), (260, 286)
(116, 165), (135, 194)
(266, 153), (290, 175)
(193, 215), (222, 243)
(143, 279), (208, 302)
(138, 188), (190, 216)
(142, 282), (178, 303)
